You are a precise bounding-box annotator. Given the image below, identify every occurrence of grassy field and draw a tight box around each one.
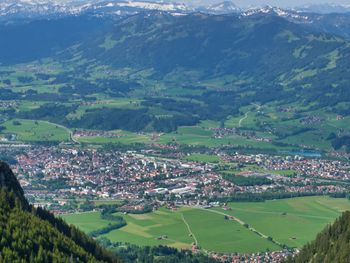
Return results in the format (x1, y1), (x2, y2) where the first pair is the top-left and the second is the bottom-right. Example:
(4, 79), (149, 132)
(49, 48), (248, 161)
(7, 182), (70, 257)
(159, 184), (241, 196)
(63, 197), (350, 253)
(63, 207), (278, 253)
(76, 130), (152, 144)
(1, 119), (70, 142)
(183, 153), (221, 163)
(61, 212), (113, 233)
(214, 196), (350, 248)
(156, 126), (294, 150)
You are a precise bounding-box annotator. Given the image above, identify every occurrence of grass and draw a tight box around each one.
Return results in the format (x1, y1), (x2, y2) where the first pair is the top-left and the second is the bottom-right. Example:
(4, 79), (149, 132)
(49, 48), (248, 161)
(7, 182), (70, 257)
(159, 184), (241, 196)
(63, 207), (278, 253)
(183, 153), (221, 163)
(93, 200), (124, 206)
(76, 130), (152, 145)
(1, 119), (70, 142)
(157, 126), (291, 150)
(67, 99), (142, 119)
(63, 197), (350, 253)
(181, 208), (279, 253)
(99, 34), (118, 50)
(62, 212), (113, 233)
(214, 196), (350, 248)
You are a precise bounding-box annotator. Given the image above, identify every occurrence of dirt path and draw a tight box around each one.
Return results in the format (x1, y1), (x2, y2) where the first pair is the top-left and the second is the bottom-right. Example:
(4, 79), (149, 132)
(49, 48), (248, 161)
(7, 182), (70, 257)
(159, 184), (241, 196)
(238, 111), (250, 127)
(181, 213), (198, 246)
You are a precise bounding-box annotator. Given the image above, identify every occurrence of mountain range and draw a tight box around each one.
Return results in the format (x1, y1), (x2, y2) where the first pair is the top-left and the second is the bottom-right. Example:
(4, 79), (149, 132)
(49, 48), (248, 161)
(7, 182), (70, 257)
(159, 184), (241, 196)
(0, 7), (349, 141)
(1, 8), (350, 120)
(1, 0), (350, 21)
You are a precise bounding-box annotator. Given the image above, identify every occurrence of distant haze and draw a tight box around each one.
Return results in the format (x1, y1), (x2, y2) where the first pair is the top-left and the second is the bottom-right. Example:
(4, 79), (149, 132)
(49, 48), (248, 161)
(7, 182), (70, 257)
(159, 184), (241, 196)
(182, 0), (350, 8)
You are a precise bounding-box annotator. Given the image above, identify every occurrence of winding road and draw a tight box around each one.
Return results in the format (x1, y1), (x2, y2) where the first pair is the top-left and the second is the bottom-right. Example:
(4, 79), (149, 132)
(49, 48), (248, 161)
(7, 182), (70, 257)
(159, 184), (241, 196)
(238, 111), (250, 128)
(42, 120), (80, 144)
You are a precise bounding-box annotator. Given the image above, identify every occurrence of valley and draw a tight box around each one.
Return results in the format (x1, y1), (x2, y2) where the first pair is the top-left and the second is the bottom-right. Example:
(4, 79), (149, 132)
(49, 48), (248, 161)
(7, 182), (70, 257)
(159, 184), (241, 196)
(1, 2), (350, 262)
(63, 196), (350, 256)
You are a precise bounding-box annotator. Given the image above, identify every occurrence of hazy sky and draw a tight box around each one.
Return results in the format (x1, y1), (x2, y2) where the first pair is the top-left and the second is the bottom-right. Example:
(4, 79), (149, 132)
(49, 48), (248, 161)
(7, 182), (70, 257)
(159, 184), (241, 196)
(233, 0), (350, 8)
(185, 0), (350, 8)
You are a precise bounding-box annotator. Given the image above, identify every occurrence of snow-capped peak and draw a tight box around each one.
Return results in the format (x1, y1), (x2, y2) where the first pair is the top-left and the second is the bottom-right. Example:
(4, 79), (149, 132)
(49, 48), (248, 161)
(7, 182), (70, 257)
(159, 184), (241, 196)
(0, 0), (194, 20)
(207, 1), (241, 14)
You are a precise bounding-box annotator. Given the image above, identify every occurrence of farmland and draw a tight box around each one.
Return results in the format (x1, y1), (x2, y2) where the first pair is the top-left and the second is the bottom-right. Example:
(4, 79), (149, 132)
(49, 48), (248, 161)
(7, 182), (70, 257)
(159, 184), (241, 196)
(1, 119), (70, 142)
(62, 196), (350, 254)
(1, 60), (350, 155)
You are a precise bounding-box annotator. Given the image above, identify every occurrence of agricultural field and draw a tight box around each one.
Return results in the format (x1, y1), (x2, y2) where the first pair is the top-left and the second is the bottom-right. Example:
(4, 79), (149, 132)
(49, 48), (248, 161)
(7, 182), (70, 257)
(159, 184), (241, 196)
(76, 131), (153, 145)
(1, 60), (350, 154)
(62, 197), (350, 253)
(1, 119), (71, 142)
(63, 207), (278, 253)
(183, 153), (221, 163)
(214, 196), (350, 248)
(156, 126), (293, 150)
(61, 212), (113, 233)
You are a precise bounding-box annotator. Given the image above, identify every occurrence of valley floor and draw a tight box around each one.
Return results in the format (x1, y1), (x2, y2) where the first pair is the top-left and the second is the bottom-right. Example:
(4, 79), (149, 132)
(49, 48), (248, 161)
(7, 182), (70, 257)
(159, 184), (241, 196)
(63, 196), (350, 254)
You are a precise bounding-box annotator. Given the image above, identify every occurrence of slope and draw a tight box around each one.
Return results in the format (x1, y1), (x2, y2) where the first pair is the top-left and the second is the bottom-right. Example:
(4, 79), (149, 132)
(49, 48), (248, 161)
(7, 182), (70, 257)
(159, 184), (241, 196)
(288, 211), (350, 263)
(0, 161), (121, 263)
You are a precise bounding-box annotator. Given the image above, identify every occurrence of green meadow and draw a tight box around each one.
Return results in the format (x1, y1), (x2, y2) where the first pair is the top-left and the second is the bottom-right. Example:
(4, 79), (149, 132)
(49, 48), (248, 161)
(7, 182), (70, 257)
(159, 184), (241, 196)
(61, 212), (113, 233)
(76, 130), (152, 145)
(1, 119), (70, 142)
(64, 207), (278, 253)
(63, 196), (350, 253)
(214, 196), (350, 248)
(183, 153), (221, 163)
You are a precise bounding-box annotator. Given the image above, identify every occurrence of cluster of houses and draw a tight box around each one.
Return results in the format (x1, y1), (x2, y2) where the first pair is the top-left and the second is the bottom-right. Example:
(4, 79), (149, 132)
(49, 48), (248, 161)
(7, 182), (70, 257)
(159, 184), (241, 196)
(1, 144), (349, 214)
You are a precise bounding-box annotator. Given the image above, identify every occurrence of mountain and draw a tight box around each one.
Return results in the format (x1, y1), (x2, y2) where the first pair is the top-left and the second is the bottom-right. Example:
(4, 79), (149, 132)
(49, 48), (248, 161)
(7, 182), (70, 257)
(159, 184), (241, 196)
(0, 0), (192, 21)
(0, 161), (121, 263)
(0, 161), (29, 208)
(2, 0), (350, 40)
(72, 12), (350, 106)
(242, 6), (350, 39)
(1, 11), (350, 112)
(1, 11), (350, 135)
(201, 1), (241, 14)
(287, 211), (350, 262)
(0, 0), (86, 20)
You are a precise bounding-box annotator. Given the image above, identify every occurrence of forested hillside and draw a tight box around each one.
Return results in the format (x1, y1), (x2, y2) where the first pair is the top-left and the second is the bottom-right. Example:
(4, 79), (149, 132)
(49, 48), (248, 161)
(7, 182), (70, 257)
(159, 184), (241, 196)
(0, 161), (120, 263)
(288, 211), (350, 263)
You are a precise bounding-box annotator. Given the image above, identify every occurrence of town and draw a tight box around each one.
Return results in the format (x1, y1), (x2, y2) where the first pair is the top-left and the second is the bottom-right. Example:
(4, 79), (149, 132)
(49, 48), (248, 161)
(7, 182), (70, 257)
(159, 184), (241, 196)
(1, 143), (349, 214)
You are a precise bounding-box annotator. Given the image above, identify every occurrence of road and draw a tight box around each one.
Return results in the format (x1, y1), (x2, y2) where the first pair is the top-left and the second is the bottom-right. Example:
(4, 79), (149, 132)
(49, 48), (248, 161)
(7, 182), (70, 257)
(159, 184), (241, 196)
(42, 120), (80, 144)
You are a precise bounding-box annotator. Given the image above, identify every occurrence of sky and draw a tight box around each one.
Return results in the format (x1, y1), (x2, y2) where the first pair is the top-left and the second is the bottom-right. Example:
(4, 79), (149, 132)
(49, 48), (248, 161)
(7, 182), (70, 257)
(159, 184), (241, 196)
(184, 0), (350, 8)
(233, 0), (350, 8)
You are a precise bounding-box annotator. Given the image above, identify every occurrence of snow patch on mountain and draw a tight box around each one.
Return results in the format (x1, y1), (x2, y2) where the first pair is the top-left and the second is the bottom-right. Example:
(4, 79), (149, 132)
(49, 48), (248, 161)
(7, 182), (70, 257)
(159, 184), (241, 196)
(242, 6), (310, 21)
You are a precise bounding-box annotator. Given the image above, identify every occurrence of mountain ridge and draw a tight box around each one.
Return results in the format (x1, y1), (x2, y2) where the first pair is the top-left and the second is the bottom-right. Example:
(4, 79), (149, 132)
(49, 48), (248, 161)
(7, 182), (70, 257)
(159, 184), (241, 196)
(0, 161), (29, 209)
(0, 160), (121, 263)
